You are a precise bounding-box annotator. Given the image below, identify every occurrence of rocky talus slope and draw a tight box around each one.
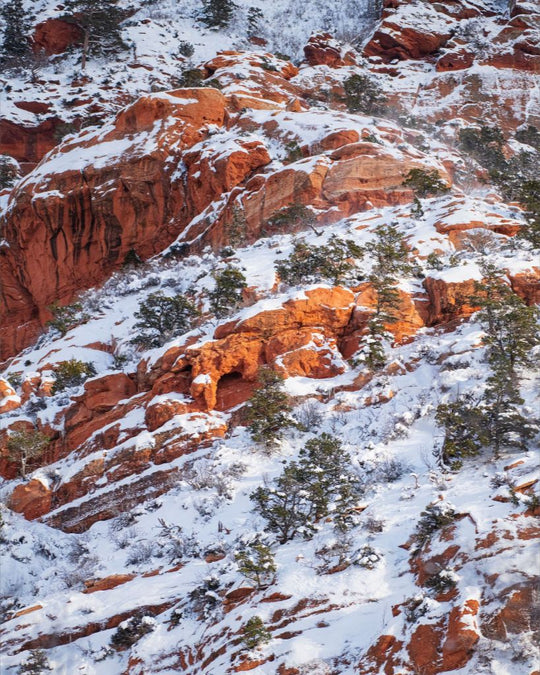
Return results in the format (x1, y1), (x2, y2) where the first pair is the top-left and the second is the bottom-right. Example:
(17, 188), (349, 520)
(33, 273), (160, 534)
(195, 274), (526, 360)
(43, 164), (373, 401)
(0, 0), (539, 673)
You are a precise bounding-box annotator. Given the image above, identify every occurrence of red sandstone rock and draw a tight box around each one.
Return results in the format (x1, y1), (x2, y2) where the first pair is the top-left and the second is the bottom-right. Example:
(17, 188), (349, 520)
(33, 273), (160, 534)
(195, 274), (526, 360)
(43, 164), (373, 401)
(442, 600), (480, 670)
(422, 277), (479, 325)
(407, 622), (445, 675)
(436, 48), (475, 71)
(365, 21), (452, 61)
(0, 117), (62, 165)
(0, 88), (240, 361)
(32, 18), (84, 56)
(83, 373), (137, 412)
(509, 268), (540, 304)
(359, 634), (403, 674)
(145, 397), (192, 432)
(0, 378), (20, 413)
(9, 478), (52, 520)
(303, 33), (357, 67)
(83, 574), (136, 594)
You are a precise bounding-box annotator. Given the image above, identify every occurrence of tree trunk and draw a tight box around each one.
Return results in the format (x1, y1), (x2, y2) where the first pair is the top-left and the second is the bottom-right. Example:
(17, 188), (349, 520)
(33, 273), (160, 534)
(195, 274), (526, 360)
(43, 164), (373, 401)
(82, 29), (89, 71)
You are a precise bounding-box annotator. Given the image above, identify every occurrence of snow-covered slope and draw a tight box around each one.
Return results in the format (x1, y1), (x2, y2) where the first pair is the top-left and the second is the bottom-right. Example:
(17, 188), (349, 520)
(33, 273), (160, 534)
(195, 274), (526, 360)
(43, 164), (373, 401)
(0, 1), (539, 674)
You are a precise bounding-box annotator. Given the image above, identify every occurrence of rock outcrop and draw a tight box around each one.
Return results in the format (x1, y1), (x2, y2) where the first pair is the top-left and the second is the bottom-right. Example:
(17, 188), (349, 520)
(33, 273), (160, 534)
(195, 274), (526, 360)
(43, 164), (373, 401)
(0, 67), (447, 361)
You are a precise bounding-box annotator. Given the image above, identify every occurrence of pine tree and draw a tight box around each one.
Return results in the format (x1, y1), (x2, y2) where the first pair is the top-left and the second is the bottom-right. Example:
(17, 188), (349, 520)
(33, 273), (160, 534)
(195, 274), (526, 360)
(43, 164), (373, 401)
(0, 156), (20, 189)
(475, 265), (540, 375)
(200, 0), (237, 29)
(208, 266), (247, 318)
(298, 433), (361, 526)
(7, 430), (51, 479)
(251, 462), (315, 543)
(132, 292), (200, 349)
(402, 168), (450, 198)
(247, 6), (263, 37)
(242, 616), (271, 650)
(343, 74), (387, 116)
(364, 224), (413, 278)
(63, 0), (127, 68)
(438, 265), (540, 461)
(0, 0), (32, 66)
(51, 359), (97, 393)
(517, 179), (540, 248)
(276, 236), (362, 287)
(435, 394), (487, 468)
(246, 367), (294, 449)
(359, 224), (413, 369)
(250, 434), (361, 542)
(481, 367), (535, 456)
(235, 540), (276, 589)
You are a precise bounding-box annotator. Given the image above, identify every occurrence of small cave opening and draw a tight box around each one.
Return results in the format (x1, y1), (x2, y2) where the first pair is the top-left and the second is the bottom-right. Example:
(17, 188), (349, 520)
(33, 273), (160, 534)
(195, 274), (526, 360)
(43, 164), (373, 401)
(215, 371), (255, 411)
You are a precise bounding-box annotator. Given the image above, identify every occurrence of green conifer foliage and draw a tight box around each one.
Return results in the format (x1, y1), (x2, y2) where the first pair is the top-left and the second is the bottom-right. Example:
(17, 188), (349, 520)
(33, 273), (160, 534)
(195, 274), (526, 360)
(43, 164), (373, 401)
(246, 367), (294, 449)
(242, 616), (271, 650)
(250, 434), (361, 543)
(402, 168), (450, 198)
(132, 292), (200, 348)
(0, 0), (31, 65)
(200, 0), (237, 29)
(63, 0), (127, 67)
(235, 540), (276, 589)
(359, 224), (413, 369)
(209, 266), (247, 318)
(343, 74), (387, 115)
(276, 236), (362, 286)
(435, 395), (487, 468)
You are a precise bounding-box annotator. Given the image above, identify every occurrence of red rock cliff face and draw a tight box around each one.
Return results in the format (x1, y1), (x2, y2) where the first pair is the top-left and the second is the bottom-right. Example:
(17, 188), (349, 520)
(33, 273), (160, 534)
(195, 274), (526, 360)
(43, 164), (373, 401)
(0, 88), (270, 360)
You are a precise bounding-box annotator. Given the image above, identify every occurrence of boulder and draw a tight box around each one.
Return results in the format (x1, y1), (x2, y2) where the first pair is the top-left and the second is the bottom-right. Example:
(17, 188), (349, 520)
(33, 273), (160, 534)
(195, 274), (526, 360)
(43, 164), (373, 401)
(9, 478), (52, 520)
(83, 373), (137, 412)
(32, 18), (84, 55)
(303, 33), (357, 67)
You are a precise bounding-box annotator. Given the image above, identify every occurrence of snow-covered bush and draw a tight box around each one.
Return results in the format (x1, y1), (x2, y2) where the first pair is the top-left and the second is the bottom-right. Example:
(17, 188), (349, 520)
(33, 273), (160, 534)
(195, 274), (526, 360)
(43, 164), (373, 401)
(188, 574), (223, 619)
(424, 568), (458, 594)
(110, 615), (155, 650)
(17, 649), (52, 674)
(356, 544), (382, 569)
(158, 519), (200, 564)
(46, 302), (90, 336)
(294, 400), (323, 430)
(415, 501), (457, 545)
(126, 541), (156, 566)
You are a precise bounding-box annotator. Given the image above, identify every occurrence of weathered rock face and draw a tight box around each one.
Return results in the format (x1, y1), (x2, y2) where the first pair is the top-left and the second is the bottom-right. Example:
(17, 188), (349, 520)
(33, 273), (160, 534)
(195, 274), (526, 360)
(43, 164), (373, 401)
(363, 0), (540, 130)
(149, 287), (355, 410)
(364, 0), (455, 61)
(0, 87), (270, 360)
(303, 33), (358, 67)
(9, 478), (52, 520)
(0, 117), (62, 165)
(1, 64), (450, 362)
(32, 18), (84, 56)
(0, 378), (20, 414)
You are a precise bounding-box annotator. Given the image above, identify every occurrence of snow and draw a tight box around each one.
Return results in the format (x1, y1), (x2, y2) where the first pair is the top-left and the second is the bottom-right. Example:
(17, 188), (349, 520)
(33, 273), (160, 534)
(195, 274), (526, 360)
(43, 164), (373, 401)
(0, 0), (539, 672)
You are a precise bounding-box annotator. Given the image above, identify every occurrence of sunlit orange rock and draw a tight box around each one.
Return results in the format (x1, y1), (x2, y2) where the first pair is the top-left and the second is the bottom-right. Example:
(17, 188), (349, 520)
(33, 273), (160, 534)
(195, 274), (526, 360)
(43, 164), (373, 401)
(9, 478), (52, 520)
